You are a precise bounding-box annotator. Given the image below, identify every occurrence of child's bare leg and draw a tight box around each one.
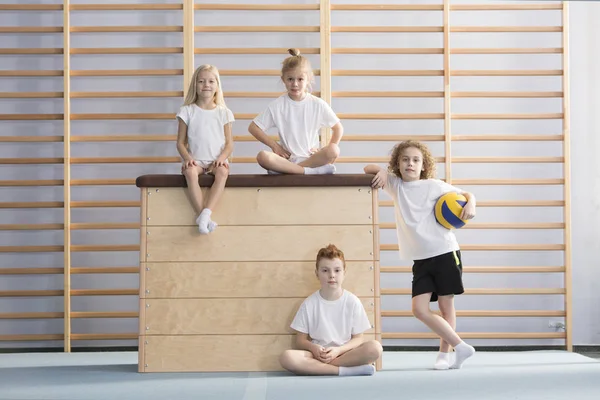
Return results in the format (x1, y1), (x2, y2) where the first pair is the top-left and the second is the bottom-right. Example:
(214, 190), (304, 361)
(412, 293), (462, 345)
(257, 150), (337, 175)
(279, 350), (339, 376)
(330, 340), (382, 367)
(256, 151), (305, 174)
(438, 295), (456, 353)
(413, 293), (474, 369)
(205, 165), (228, 210)
(182, 165), (204, 214)
(297, 143), (340, 168)
(200, 165), (228, 232)
(434, 295), (457, 370)
(280, 345), (378, 376)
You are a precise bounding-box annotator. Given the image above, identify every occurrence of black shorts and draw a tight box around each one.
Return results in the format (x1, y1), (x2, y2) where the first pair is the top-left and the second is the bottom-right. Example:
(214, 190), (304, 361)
(412, 250), (464, 302)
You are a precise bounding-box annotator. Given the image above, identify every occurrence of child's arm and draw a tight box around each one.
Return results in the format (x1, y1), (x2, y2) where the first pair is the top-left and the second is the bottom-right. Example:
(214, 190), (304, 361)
(176, 118), (196, 169)
(461, 191), (476, 220)
(329, 122), (344, 145)
(248, 122), (291, 158)
(215, 122), (234, 167)
(295, 332), (325, 361)
(363, 164), (382, 174)
(364, 164), (387, 189)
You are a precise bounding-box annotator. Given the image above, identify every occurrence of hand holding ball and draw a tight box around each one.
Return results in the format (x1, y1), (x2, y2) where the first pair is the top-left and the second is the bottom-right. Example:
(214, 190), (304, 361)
(435, 192), (468, 230)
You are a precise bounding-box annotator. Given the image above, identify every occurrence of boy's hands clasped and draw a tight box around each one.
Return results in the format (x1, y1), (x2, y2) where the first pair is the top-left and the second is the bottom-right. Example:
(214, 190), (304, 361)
(320, 347), (341, 363)
(311, 344), (341, 364)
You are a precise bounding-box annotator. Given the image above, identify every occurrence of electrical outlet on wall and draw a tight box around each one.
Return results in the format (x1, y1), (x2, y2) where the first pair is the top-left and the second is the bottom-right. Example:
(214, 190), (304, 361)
(548, 321), (566, 331)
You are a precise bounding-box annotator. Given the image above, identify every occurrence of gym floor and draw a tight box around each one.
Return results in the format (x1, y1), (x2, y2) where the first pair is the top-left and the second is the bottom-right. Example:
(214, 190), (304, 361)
(1, 350), (599, 400)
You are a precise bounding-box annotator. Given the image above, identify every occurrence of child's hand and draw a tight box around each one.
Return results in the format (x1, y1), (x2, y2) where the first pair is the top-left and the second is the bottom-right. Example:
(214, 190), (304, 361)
(309, 148), (318, 155)
(271, 143), (291, 159)
(320, 347), (341, 364)
(181, 159), (197, 172)
(460, 201), (476, 220)
(371, 169), (387, 189)
(311, 344), (326, 361)
(214, 156), (229, 168)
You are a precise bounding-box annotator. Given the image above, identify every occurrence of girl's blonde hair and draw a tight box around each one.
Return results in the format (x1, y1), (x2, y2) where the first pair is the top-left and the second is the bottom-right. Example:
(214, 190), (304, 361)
(183, 64), (225, 107)
(388, 140), (436, 180)
(281, 48), (314, 93)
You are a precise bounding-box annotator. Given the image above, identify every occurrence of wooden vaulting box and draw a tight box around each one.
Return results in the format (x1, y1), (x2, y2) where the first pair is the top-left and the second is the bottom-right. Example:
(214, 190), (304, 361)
(136, 174), (381, 373)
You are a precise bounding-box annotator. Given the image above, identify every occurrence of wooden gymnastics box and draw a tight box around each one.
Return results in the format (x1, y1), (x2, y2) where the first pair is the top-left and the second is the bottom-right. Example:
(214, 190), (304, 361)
(135, 174), (381, 373)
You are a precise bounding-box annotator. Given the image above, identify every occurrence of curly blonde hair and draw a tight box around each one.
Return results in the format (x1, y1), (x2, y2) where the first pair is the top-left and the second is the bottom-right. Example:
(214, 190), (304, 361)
(388, 140), (436, 180)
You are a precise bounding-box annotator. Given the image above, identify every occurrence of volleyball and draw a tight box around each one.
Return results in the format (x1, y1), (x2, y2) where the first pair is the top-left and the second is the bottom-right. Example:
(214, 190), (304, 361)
(435, 192), (468, 230)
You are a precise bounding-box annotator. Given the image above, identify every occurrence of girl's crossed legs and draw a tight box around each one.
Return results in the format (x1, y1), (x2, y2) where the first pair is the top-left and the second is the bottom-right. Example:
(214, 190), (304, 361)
(256, 143), (339, 175)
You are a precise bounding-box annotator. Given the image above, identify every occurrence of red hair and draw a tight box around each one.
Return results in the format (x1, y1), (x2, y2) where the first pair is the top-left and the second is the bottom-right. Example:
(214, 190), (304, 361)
(316, 244), (346, 270)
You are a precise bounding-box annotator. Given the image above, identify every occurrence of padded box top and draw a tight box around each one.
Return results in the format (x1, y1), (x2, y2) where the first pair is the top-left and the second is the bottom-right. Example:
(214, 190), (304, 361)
(136, 174), (375, 188)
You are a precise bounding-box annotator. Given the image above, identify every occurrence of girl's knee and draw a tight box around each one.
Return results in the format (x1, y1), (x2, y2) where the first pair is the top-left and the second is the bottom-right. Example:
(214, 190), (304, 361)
(213, 165), (229, 179)
(256, 150), (271, 166)
(182, 166), (200, 180)
(325, 143), (340, 162)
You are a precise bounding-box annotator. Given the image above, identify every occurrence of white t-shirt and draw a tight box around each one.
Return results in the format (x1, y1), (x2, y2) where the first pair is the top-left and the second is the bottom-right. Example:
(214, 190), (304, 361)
(384, 171), (464, 261)
(253, 94), (340, 158)
(290, 290), (372, 348)
(176, 104), (235, 163)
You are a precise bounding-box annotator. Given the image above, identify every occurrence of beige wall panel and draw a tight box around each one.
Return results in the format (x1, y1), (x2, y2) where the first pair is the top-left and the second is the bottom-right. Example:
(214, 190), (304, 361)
(138, 336), (145, 373)
(142, 334), (293, 372)
(141, 333), (376, 372)
(146, 187), (373, 226)
(142, 261), (376, 298)
(142, 298), (376, 335)
(145, 226), (375, 262)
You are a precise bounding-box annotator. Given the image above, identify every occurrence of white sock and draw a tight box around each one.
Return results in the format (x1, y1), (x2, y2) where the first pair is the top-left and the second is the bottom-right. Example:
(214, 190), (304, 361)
(338, 364), (375, 376)
(208, 219), (217, 232)
(196, 208), (212, 235)
(304, 164), (336, 175)
(451, 342), (475, 369)
(433, 351), (452, 370)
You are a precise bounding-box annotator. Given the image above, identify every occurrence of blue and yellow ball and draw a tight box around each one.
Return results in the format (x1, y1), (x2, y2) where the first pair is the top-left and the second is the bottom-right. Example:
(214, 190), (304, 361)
(435, 192), (468, 230)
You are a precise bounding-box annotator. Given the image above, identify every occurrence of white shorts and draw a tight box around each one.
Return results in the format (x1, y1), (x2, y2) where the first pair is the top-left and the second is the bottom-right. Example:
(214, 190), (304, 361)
(195, 160), (213, 169)
(289, 155), (309, 164)
(182, 160), (213, 174)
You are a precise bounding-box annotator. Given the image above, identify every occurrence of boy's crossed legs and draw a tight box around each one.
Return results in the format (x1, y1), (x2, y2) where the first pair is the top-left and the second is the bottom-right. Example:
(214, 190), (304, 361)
(257, 143), (339, 175)
(280, 340), (382, 376)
